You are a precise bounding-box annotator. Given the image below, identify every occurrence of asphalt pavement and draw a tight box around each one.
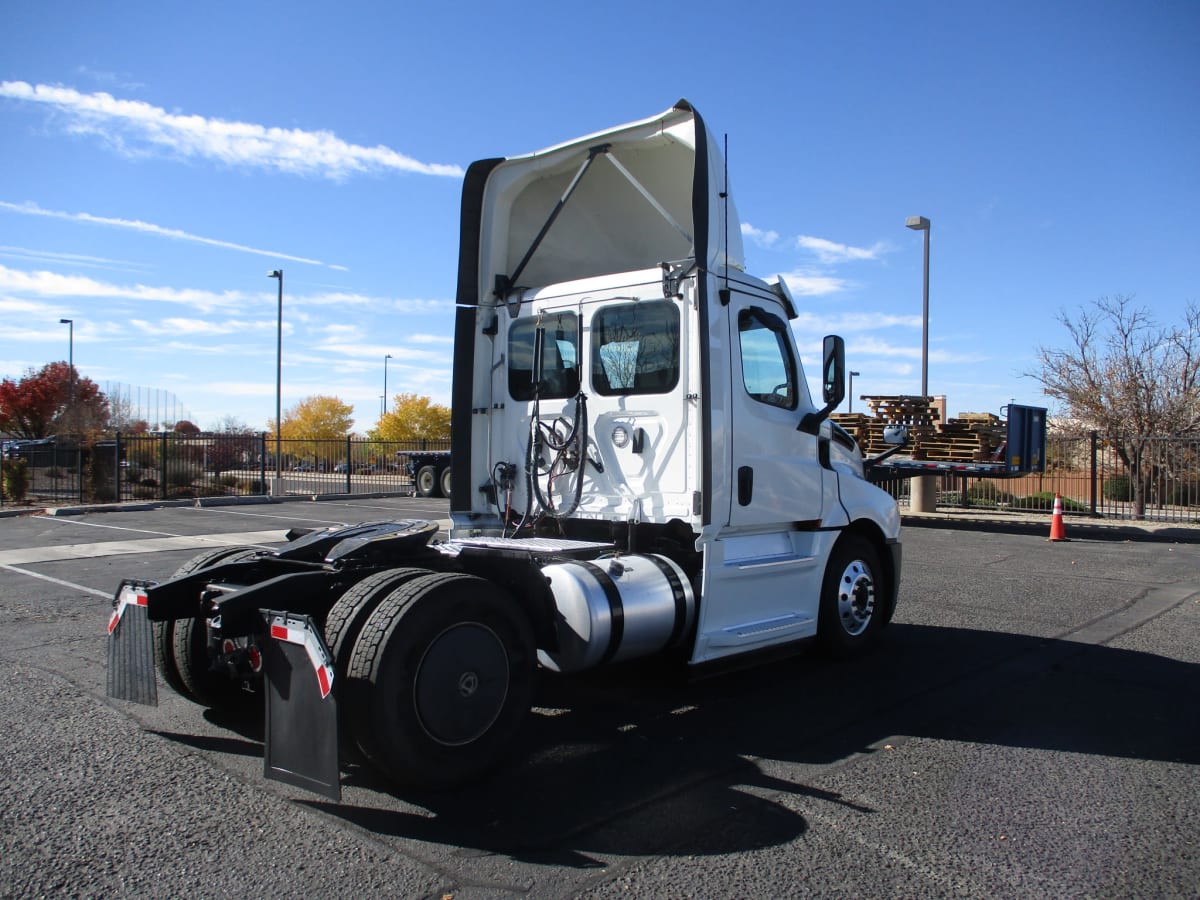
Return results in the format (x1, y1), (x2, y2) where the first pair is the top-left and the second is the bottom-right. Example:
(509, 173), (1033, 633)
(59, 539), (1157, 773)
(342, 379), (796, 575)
(0, 496), (1196, 897)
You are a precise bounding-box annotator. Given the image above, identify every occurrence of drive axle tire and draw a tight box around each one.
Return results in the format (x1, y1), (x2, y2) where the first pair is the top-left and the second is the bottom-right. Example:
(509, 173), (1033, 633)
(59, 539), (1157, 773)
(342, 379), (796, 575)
(168, 547), (263, 707)
(817, 535), (884, 658)
(325, 568), (430, 681)
(415, 465), (438, 498)
(347, 572), (535, 789)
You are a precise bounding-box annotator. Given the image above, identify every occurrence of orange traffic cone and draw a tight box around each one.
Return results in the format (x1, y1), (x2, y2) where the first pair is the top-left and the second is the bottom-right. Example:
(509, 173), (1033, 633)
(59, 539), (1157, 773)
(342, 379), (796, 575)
(1048, 493), (1068, 542)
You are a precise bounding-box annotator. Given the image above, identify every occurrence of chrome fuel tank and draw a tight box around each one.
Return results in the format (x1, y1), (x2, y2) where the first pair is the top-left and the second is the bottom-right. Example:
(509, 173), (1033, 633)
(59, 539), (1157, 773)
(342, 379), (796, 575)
(538, 554), (695, 673)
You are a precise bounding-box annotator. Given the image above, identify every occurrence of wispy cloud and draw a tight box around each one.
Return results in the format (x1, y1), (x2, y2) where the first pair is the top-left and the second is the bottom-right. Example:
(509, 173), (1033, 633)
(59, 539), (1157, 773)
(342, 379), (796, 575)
(796, 235), (891, 264)
(741, 222), (780, 248)
(0, 80), (465, 180)
(0, 264), (258, 312)
(774, 269), (850, 296)
(0, 201), (336, 267)
(130, 317), (278, 337)
(0, 243), (153, 272)
(791, 311), (924, 333)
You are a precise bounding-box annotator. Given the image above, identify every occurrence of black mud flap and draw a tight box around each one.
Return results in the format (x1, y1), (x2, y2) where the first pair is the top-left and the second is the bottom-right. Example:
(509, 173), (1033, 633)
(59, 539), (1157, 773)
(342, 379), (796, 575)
(106, 580), (158, 706)
(262, 611), (341, 801)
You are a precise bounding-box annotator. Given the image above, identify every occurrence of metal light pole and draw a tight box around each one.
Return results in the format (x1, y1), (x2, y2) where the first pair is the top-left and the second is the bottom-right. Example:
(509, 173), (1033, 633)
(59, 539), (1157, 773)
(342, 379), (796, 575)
(905, 216), (935, 512)
(905, 216), (931, 397)
(383, 353), (393, 416)
(849, 371), (860, 414)
(267, 270), (283, 494)
(59, 318), (74, 432)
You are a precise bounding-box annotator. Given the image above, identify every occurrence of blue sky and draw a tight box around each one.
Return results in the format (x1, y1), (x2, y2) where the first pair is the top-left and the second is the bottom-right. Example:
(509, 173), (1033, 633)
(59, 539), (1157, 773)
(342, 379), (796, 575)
(2, 1), (1197, 432)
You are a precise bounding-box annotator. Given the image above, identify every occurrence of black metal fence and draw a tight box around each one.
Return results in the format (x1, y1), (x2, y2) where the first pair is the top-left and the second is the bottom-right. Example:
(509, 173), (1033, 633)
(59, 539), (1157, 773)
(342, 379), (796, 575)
(885, 433), (1200, 523)
(1, 434), (450, 507)
(5, 431), (1200, 523)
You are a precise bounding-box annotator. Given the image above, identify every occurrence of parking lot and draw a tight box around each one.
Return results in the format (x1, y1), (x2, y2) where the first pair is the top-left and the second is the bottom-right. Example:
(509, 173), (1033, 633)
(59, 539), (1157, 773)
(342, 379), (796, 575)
(1, 497), (1197, 897)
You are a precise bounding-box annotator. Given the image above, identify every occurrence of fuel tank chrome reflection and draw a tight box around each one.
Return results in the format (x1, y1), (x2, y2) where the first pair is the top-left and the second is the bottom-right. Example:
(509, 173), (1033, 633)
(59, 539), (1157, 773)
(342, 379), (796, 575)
(538, 554), (695, 673)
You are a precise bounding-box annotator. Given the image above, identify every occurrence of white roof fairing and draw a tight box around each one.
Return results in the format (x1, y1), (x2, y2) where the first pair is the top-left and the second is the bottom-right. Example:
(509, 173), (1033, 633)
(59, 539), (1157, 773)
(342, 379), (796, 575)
(469, 100), (744, 303)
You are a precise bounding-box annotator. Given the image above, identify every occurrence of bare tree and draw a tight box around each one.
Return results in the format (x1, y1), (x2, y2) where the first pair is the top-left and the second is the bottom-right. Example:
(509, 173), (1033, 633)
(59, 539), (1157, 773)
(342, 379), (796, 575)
(1035, 295), (1200, 517)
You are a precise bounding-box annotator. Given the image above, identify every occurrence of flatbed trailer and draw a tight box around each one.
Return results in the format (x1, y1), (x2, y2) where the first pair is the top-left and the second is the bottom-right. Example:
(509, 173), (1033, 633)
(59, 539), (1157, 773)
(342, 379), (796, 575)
(864, 403), (1047, 484)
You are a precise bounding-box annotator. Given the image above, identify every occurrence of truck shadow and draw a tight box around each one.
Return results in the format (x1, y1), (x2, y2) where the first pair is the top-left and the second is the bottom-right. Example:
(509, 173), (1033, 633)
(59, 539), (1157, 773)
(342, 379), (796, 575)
(299, 622), (1198, 862)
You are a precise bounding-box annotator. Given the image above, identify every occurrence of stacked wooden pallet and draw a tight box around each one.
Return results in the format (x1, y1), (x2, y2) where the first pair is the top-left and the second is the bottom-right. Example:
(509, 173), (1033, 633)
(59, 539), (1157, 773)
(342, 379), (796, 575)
(832, 398), (1006, 462)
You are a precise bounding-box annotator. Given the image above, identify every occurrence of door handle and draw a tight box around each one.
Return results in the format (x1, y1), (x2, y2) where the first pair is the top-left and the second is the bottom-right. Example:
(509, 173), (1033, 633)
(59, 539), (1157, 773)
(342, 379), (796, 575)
(737, 465), (753, 506)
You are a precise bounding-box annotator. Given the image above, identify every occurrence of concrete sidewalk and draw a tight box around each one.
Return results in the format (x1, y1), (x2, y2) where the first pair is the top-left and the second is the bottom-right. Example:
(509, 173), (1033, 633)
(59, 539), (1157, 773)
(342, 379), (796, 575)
(901, 508), (1200, 543)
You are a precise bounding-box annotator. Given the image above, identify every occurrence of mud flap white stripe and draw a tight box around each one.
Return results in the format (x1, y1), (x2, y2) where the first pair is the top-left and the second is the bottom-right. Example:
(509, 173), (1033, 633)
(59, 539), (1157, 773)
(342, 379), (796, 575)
(106, 582), (158, 706)
(262, 611), (340, 801)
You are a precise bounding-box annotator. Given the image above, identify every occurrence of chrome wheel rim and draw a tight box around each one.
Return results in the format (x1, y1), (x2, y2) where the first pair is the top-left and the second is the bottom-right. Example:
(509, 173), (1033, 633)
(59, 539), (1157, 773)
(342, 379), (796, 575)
(836, 558), (876, 636)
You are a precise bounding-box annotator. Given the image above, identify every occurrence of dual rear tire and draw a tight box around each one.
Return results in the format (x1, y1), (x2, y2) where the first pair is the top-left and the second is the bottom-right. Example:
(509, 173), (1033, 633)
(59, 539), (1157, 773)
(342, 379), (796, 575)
(153, 546), (262, 708)
(344, 572), (535, 788)
(414, 464), (452, 499)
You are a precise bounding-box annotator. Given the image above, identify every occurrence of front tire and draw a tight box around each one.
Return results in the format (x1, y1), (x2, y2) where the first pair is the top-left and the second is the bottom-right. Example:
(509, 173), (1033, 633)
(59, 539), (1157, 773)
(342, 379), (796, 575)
(818, 535), (884, 658)
(346, 572), (535, 788)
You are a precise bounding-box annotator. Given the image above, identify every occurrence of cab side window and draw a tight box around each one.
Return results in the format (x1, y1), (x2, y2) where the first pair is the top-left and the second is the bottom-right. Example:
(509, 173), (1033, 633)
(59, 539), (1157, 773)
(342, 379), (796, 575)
(508, 313), (579, 401)
(738, 307), (797, 409)
(592, 301), (680, 395)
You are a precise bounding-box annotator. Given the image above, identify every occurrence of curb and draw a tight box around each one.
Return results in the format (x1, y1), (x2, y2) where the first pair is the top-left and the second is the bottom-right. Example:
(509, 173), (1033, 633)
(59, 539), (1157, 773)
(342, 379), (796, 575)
(900, 512), (1200, 544)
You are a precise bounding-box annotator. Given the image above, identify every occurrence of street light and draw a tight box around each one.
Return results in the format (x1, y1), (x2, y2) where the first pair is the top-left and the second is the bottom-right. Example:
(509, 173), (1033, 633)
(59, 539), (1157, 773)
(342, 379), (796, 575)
(905, 217), (934, 513)
(905, 215), (931, 397)
(383, 353), (393, 416)
(849, 370), (860, 413)
(59, 318), (74, 432)
(267, 269), (283, 493)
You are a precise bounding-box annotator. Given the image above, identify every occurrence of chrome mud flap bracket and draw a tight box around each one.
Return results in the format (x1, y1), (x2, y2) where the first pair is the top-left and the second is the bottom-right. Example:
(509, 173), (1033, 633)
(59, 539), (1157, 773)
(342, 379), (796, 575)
(106, 580), (158, 706)
(262, 611), (341, 801)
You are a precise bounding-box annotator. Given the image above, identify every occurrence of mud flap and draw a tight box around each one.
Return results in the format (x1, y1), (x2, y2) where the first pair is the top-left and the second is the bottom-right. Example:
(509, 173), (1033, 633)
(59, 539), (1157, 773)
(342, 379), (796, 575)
(106, 581), (158, 706)
(262, 611), (341, 801)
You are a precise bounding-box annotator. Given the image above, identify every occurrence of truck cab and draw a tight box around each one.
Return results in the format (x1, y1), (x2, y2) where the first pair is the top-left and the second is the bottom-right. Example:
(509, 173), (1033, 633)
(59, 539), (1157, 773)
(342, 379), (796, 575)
(450, 100), (900, 665)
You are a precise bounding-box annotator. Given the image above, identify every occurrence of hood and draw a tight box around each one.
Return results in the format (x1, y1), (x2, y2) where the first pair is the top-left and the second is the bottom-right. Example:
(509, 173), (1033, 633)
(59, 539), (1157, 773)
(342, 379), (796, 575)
(456, 99), (744, 305)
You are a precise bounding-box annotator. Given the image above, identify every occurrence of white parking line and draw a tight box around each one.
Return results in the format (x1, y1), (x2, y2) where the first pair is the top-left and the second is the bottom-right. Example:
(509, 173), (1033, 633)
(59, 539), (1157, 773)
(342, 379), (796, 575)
(0, 564), (111, 599)
(0, 530), (287, 567)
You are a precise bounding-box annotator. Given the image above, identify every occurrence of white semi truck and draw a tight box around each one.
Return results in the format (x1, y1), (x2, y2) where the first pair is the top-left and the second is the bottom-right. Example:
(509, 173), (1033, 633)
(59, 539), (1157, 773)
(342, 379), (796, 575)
(107, 100), (905, 800)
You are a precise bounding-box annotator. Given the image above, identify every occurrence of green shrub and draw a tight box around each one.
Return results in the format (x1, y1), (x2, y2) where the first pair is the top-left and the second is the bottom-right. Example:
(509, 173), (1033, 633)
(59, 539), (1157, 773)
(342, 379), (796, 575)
(1016, 491), (1088, 513)
(966, 482), (1014, 506)
(167, 465), (201, 489)
(2, 458), (30, 503)
(1102, 474), (1133, 502)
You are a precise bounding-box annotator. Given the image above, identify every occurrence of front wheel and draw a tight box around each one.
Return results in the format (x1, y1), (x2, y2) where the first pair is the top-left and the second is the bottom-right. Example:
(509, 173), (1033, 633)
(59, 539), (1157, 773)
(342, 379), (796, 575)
(346, 572), (535, 789)
(817, 535), (884, 658)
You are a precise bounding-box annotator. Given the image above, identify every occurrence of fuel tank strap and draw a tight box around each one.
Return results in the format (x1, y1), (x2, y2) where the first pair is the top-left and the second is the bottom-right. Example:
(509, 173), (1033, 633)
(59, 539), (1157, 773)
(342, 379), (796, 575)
(642, 554), (691, 649)
(578, 561), (624, 665)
